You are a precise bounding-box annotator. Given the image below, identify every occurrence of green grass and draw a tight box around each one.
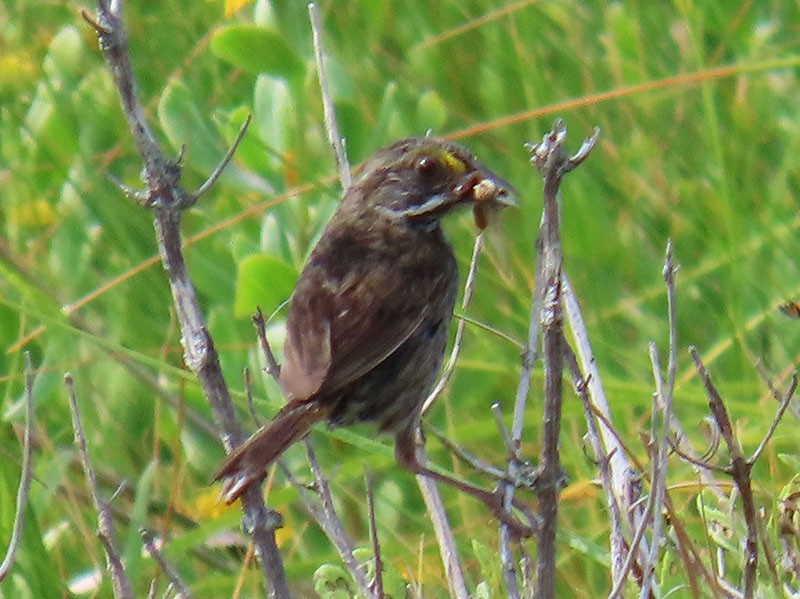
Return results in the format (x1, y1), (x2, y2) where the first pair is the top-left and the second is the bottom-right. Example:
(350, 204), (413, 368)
(2, 0), (800, 596)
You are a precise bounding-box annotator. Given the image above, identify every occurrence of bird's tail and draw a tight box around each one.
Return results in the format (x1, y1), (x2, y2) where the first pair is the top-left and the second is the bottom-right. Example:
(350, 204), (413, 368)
(212, 400), (328, 503)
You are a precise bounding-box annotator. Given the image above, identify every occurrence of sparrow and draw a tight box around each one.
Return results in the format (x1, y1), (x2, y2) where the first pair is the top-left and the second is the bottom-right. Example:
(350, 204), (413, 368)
(214, 136), (514, 503)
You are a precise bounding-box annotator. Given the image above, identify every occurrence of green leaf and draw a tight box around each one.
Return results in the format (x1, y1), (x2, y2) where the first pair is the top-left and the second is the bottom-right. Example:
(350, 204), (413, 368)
(254, 74), (292, 165)
(42, 26), (83, 81)
(234, 254), (297, 319)
(313, 563), (353, 598)
(0, 425), (66, 597)
(210, 25), (305, 79)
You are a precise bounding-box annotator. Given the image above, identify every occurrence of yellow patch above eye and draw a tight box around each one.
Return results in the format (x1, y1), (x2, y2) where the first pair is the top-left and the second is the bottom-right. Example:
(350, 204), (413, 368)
(437, 149), (467, 173)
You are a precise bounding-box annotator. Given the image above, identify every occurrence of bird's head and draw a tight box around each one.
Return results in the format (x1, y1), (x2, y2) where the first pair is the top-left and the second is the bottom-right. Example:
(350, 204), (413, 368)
(347, 137), (516, 230)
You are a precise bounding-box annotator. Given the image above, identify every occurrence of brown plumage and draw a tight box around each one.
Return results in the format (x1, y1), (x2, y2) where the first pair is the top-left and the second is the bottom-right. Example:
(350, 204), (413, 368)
(213, 137), (514, 502)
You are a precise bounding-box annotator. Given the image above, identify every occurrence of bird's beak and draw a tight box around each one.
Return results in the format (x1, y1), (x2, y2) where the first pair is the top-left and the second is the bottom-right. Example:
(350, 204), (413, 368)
(472, 171), (517, 208)
(454, 168), (517, 207)
(468, 169), (517, 230)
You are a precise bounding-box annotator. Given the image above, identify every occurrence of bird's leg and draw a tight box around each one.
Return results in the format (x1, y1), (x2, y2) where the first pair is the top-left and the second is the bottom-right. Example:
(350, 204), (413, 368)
(427, 426), (539, 492)
(395, 427), (538, 539)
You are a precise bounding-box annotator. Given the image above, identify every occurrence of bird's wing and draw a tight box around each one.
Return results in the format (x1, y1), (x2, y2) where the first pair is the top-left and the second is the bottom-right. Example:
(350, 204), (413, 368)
(279, 250), (435, 402)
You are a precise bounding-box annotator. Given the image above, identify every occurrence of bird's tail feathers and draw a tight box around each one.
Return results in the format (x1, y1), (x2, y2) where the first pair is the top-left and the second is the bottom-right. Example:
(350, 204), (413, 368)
(212, 401), (328, 503)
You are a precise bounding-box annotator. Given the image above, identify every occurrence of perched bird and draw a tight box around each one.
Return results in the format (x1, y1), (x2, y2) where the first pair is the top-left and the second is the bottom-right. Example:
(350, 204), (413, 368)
(214, 136), (514, 503)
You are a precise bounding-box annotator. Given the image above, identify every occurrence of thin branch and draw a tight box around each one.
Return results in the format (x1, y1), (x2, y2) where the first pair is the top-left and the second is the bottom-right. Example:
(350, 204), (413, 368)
(423, 232), (484, 414)
(193, 114), (252, 200)
(85, 1), (287, 593)
(525, 120), (598, 599)
(569, 366), (721, 598)
(562, 346), (626, 592)
(243, 367), (262, 427)
(610, 442), (656, 599)
(690, 347), (758, 599)
(415, 456), (470, 599)
(247, 10), (376, 584)
(455, 314), (524, 350)
(756, 506), (783, 596)
(755, 361), (800, 421)
(364, 469), (384, 599)
(669, 436), (729, 473)
(496, 173), (545, 599)
(252, 308), (281, 384)
(66, 373), (133, 599)
(0, 353), (36, 582)
(308, 2), (350, 189)
(428, 425), (537, 488)
(279, 449), (375, 598)
(140, 528), (193, 598)
(491, 403), (516, 456)
(563, 272), (652, 584)
(296, 16), (388, 590)
(664, 403), (727, 497)
(304, 444), (372, 596)
(639, 242), (679, 599)
(146, 577), (157, 599)
(609, 340), (670, 599)
(749, 374), (796, 464)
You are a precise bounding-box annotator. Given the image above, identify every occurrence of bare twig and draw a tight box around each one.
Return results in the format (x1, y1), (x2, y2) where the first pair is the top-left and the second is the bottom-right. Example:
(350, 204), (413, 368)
(140, 528), (193, 598)
(563, 272), (653, 584)
(304, 444), (372, 595)
(570, 364), (720, 596)
(66, 373), (133, 599)
(669, 440), (729, 473)
(562, 346), (626, 591)
(690, 348), (758, 599)
(279, 449), (375, 598)
(416, 455), (469, 599)
(429, 424), (537, 488)
(496, 167), (546, 599)
(608, 337), (670, 599)
(252, 308), (281, 384)
(685, 354), (796, 599)
(364, 469), (384, 599)
(0, 353), (36, 582)
(610, 429), (656, 599)
(243, 367), (262, 427)
(308, 2), (350, 189)
(524, 120), (598, 599)
(317, 3), (489, 587)
(749, 374), (796, 465)
(756, 505), (783, 596)
(300, 17), (387, 592)
(638, 242), (679, 599)
(423, 233), (484, 414)
(193, 115), (252, 200)
(84, 1), (287, 593)
(755, 361), (800, 421)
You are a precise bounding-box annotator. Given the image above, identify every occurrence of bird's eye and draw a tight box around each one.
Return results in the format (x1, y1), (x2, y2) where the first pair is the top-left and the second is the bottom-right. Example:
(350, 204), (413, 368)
(416, 156), (438, 177)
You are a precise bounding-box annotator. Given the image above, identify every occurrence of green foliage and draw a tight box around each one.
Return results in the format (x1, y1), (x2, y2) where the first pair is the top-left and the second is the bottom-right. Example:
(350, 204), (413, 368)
(234, 254), (297, 318)
(1, 0), (800, 596)
(211, 24), (306, 80)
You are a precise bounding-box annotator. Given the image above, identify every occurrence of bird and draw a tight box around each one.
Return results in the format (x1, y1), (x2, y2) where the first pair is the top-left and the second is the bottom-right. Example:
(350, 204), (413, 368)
(213, 136), (515, 503)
